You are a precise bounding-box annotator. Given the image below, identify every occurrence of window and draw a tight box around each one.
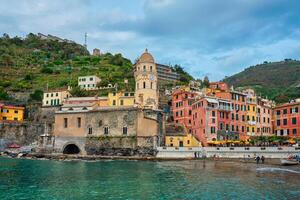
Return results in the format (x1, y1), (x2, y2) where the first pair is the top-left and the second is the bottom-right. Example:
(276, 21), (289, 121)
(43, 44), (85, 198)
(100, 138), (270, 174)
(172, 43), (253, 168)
(253, 107), (255, 112)
(212, 111), (215, 117)
(3, 117), (7, 120)
(104, 126), (109, 135)
(252, 127), (254, 132)
(226, 124), (229, 131)
(99, 120), (103, 127)
(247, 115), (250, 121)
(236, 126), (239, 132)
(113, 100), (116, 106)
(283, 109), (287, 114)
(276, 110), (280, 115)
(143, 82), (146, 89)
(292, 117), (296, 125)
(46, 101), (48, 105)
(46, 94), (49, 97)
(143, 65), (146, 71)
(252, 116), (255, 121)
(56, 93), (58, 97)
(283, 119), (287, 125)
(150, 66), (152, 71)
(242, 115), (245, 121)
(247, 127), (249, 132)
(211, 127), (216, 133)
(293, 129), (297, 135)
(14, 110), (18, 114)
(88, 127), (92, 135)
(51, 93), (53, 97)
(123, 126), (128, 135)
(90, 77), (93, 81)
(212, 118), (215, 123)
(120, 100), (124, 106)
(242, 126), (244, 132)
(236, 114), (239, 121)
(231, 113), (234, 120)
(151, 82), (153, 89)
(231, 125), (234, 131)
(189, 110), (192, 116)
(77, 118), (81, 128)
(14, 117), (18, 121)
(277, 120), (280, 126)
(64, 118), (68, 128)
(187, 140), (190, 145)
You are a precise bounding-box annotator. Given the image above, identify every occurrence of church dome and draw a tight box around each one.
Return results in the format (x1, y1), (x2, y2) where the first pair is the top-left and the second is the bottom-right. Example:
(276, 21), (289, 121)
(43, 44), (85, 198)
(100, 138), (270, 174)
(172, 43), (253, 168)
(138, 49), (154, 63)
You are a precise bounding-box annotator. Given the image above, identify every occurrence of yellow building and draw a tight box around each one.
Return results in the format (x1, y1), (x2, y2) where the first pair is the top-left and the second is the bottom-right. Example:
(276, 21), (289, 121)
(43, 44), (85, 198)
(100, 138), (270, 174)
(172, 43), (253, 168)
(165, 133), (201, 147)
(108, 91), (135, 106)
(244, 89), (257, 137)
(0, 104), (25, 121)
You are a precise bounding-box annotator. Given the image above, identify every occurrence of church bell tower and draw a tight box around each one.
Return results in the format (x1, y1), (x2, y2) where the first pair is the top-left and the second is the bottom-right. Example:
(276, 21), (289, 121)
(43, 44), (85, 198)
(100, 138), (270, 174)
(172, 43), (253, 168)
(134, 49), (159, 109)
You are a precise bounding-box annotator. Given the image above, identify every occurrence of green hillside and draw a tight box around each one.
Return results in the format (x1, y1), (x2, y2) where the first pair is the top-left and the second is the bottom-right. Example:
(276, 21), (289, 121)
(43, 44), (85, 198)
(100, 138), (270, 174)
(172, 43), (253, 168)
(0, 33), (192, 102)
(0, 33), (138, 102)
(223, 60), (300, 103)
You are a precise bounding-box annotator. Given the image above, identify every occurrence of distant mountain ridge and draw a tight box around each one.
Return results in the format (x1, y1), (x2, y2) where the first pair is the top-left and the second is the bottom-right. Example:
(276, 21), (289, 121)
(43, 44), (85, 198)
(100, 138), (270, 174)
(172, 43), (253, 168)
(223, 60), (300, 103)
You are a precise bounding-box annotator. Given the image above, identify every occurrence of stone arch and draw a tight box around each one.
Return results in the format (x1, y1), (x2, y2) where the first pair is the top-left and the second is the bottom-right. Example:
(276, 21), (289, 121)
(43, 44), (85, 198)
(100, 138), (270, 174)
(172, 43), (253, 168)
(63, 143), (81, 154)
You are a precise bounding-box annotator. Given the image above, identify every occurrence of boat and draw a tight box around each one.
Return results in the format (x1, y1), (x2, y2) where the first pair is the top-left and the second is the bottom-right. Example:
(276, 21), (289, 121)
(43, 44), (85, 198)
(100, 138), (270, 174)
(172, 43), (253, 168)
(281, 159), (299, 166)
(281, 155), (300, 166)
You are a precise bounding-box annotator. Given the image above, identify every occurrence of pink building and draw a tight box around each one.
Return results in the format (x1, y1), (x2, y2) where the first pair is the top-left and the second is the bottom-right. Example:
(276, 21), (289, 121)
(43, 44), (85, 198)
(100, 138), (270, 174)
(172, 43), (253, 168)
(172, 89), (196, 133)
(273, 100), (300, 138)
(256, 98), (273, 136)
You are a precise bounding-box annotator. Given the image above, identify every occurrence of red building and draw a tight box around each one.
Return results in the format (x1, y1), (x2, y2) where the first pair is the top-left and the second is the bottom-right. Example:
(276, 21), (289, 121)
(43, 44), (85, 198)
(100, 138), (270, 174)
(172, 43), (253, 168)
(172, 89), (196, 133)
(273, 101), (300, 138)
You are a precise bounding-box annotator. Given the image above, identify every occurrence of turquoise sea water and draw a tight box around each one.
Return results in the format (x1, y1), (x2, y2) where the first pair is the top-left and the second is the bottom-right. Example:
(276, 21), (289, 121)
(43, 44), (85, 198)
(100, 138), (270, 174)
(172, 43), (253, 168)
(0, 157), (300, 200)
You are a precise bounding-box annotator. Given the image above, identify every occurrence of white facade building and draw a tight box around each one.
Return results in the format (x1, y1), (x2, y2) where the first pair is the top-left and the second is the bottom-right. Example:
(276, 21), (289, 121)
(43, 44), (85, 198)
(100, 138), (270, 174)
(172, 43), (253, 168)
(78, 75), (101, 90)
(43, 90), (70, 107)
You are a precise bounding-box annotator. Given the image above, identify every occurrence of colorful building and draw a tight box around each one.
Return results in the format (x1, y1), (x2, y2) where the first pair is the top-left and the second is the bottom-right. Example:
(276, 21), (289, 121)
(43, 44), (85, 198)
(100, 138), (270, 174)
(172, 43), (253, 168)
(244, 89), (257, 137)
(172, 88), (196, 133)
(215, 89), (248, 140)
(108, 91), (135, 106)
(256, 97), (273, 136)
(273, 100), (300, 138)
(165, 133), (201, 147)
(43, 89), (70, 107)
(0, 104), (25, 121)
(192, 97), (219, 146)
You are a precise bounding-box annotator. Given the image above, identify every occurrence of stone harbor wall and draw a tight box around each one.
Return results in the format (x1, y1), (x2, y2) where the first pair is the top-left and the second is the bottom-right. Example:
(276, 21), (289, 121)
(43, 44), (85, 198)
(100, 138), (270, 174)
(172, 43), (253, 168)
(84, 136), (156, 156)
(0, 121), (45, 145)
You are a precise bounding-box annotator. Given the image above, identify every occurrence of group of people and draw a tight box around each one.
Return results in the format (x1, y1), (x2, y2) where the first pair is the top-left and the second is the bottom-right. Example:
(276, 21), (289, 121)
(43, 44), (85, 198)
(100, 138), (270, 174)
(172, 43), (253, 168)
(255, 155), (265, 164)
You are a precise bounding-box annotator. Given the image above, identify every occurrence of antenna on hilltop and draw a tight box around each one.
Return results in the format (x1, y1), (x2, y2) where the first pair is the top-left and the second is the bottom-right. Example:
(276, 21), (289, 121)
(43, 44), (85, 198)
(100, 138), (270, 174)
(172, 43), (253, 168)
(84, 32), (87, 49)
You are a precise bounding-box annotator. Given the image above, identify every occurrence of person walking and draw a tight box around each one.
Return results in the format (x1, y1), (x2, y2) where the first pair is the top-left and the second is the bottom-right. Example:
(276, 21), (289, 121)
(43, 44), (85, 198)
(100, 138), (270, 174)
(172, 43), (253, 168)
(261, 155), (265, 164)
(256, 156), (260, 164)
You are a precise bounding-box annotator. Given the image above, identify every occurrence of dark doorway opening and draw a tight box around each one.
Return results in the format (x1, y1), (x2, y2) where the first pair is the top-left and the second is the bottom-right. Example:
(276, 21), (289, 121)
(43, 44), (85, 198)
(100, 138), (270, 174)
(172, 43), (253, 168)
(179, 141), (184, 147)
(63, 144), (80, 154)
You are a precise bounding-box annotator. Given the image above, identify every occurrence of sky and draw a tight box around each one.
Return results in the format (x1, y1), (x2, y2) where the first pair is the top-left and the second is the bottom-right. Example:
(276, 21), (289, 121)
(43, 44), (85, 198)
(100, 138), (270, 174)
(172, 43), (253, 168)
(1, 0), (300, 81)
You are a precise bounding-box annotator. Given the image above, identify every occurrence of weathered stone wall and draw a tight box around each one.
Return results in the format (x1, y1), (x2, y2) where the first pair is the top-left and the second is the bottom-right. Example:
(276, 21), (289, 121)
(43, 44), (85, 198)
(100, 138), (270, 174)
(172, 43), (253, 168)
(0, 121), (45, 145)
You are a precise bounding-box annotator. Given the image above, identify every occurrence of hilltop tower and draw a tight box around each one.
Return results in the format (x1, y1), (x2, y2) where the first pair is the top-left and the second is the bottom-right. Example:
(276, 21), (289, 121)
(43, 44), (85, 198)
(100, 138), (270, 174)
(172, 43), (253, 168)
(134, 49), (159, 109)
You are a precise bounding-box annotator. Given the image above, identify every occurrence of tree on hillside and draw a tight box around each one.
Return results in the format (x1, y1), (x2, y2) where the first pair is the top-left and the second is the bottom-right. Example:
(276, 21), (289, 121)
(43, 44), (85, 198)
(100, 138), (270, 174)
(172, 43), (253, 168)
(0, 53), (14, 67)
(203, 76), (210, 88)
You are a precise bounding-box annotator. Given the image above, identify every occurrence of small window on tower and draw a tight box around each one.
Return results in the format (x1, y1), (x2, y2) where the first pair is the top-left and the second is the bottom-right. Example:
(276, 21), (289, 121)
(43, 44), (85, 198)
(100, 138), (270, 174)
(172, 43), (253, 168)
(143, 82), (146, 89)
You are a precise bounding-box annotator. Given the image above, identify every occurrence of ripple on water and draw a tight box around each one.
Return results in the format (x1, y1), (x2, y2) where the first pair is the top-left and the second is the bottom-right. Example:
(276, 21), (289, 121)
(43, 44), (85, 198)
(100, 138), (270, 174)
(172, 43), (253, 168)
(1, 158), (300, 200)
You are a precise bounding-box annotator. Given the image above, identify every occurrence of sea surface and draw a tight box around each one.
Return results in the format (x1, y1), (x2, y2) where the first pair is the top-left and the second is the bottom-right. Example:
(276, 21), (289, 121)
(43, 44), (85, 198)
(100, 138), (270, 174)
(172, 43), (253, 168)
(0, 157), (300, 200)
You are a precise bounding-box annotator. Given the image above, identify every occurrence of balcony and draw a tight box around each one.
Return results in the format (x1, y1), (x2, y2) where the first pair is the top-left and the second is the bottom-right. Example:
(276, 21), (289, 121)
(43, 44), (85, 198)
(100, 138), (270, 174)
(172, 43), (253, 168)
(247, 121), (256, 125)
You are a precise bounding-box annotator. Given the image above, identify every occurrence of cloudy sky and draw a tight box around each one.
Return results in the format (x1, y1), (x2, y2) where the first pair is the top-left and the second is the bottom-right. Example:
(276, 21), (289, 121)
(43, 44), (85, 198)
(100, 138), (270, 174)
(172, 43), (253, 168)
(1, 0), (300, 81)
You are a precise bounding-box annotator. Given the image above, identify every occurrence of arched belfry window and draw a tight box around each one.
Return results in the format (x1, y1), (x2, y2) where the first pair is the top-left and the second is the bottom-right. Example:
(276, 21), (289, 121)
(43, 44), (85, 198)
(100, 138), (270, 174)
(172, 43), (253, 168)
(143, 65), (146, 71)
(150, 66), (152, 71)
(151, 82), (153, 89)
(143, 82), (146, 89)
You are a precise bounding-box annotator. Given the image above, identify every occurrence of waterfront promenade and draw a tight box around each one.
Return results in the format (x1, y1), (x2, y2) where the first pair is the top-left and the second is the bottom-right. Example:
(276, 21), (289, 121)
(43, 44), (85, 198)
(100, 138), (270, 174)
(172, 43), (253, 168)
(156, 146), (300, 159)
